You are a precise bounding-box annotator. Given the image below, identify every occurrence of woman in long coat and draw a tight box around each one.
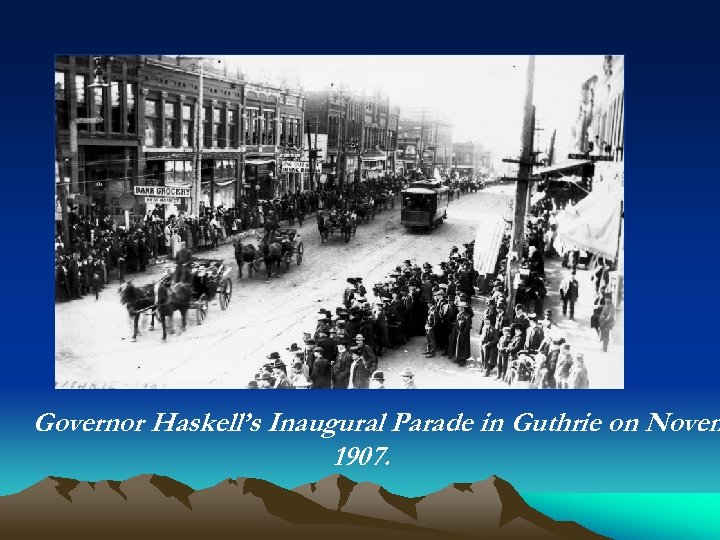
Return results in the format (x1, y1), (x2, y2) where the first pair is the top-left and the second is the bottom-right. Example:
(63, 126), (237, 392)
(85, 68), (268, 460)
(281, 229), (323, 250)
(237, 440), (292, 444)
(454, 306), (473, 366)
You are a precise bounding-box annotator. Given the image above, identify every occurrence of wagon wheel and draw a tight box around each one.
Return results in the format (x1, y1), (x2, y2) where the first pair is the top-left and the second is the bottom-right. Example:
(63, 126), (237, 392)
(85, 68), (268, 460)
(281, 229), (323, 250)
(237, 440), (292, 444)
(219, 278), (232, 310)
(296, 242), (304, 264)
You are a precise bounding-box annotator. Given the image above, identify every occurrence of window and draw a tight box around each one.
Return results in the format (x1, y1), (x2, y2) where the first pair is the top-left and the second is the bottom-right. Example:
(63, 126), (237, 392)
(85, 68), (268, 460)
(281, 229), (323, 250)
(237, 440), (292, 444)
(212, 107), (222, 147)
(126, 83), (136, 133)
(280, 115), (287, 145)
(288, 117), (295, 146)
(203, 106), (212, 147)
(182, 104), (193, 147)
(228, 109), (238, 146)
(144, 99), (158, 146)
(75, 75), (87, 126)
(264, 111), (275, 145)
(164, 102), (177, 147)
(214, 159), (237, 181)
(55, 71), (68, 129)
(93, 87), (105, 131)
(248, 110), (258, 145)
(111, 82), (121, 133)
(166, 160), (193, 185)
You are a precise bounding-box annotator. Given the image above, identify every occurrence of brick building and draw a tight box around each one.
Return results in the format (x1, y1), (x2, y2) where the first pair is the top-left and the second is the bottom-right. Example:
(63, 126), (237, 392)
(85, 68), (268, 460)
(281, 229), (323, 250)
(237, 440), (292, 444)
(55, 55), (143, 223)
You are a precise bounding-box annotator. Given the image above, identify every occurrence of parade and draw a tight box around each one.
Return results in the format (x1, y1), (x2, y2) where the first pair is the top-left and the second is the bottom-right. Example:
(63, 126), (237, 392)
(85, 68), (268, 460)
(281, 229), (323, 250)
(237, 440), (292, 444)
(55, 55), (623, 390)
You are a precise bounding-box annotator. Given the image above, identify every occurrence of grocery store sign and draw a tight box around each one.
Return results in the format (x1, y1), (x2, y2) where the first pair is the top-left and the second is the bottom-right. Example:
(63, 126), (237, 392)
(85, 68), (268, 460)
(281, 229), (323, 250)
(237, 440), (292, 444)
(133, 186), (191, 198)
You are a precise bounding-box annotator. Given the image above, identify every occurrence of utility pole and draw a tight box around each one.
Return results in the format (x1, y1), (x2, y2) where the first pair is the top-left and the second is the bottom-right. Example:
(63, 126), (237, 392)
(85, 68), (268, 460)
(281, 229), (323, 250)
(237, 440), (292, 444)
(193, 61), (204, 217)
(508, 55), (536, 317)
(54, 114), (70, 251)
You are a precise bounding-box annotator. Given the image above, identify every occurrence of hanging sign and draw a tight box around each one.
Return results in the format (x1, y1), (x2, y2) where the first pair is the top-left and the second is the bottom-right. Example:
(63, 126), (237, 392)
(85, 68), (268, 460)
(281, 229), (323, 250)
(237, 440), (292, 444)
(133, 186), (191, 198)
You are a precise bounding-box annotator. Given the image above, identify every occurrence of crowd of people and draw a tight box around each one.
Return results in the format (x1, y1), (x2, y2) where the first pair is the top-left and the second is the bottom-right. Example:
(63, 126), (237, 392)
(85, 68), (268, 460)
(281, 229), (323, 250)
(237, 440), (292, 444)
(249, 241), (482, 389)
(55, 177), (411, 304)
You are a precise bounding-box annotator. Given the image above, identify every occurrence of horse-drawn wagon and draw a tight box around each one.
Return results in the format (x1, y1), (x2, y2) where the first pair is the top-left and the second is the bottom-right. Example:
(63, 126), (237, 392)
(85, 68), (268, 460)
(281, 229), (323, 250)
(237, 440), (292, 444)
(318, 211), (353, 243)
(182, 257), (233, 324)
(276, 228), (304, 270)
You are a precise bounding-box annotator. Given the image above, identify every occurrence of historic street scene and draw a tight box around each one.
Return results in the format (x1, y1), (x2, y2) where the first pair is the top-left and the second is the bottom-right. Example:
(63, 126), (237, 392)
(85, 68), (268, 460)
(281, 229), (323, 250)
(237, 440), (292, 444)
(55, 55), (624, 389)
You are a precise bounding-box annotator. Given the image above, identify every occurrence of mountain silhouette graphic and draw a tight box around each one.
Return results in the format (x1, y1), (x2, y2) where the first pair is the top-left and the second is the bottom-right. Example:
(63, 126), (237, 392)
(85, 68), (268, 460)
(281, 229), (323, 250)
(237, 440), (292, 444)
(0, 474), (609, 539)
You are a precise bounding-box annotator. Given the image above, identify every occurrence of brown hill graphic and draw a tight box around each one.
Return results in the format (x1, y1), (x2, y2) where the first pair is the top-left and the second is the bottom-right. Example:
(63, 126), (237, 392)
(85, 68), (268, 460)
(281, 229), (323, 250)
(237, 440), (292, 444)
(0, 474), (609, 540)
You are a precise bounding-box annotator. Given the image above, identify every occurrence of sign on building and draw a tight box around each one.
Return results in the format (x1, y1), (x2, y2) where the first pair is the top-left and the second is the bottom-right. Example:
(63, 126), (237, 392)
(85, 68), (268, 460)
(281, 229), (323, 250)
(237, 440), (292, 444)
(133, 186), (192, 198)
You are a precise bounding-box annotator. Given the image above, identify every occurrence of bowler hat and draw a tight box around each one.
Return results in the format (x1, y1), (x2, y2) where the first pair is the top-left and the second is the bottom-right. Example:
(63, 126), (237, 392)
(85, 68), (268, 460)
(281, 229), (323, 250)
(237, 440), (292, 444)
(266, 352), (280, 360)
(370, 371), (385, 382)
(286, 343), (301, 352)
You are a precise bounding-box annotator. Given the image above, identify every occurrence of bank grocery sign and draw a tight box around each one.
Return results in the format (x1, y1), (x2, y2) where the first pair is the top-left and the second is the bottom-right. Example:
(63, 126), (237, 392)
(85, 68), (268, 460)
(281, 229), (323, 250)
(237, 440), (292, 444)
(133, 186), (192, 198)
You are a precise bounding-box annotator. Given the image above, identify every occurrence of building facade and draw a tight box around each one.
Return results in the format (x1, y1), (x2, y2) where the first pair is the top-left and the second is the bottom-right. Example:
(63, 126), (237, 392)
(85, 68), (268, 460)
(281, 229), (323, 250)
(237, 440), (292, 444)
(397, 110), (453, 177)
(305, 88), (398, 184)
(56, 55), (307, 226)
(55, 55), (143, 223)
(571, 55), (624, 185)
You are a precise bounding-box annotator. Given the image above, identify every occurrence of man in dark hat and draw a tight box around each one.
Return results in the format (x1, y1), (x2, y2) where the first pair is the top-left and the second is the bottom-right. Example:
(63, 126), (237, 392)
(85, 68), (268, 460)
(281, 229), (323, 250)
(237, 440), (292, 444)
(349, 346), (372, 389)
(331, 342), (353, 389)
(369, 370), (385, 389)
(310, 346), (331, 389)
(354, 334), (377, 372)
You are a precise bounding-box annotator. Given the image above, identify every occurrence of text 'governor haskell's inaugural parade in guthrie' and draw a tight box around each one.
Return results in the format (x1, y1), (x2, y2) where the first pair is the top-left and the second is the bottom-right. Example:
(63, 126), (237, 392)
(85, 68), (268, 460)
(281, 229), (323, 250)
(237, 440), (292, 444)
(54, 55), (624, 390)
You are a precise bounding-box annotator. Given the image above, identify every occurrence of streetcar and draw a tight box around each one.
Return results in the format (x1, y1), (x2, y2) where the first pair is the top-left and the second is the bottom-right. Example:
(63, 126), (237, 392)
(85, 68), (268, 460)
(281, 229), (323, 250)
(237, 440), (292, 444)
(400, 180), (450, 229)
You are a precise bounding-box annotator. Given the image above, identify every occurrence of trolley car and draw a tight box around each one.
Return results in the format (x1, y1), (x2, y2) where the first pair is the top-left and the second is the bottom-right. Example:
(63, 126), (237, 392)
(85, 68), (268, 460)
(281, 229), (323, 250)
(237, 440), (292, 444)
(400, 181), (450, 229)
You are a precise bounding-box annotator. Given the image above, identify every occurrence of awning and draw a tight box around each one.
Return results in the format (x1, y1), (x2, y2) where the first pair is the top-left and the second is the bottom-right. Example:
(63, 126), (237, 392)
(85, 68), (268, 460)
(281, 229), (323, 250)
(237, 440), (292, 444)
(556, 182), (623, 260)
(453, 165), (475, 169)
(245, 158), (275, 165)
(473, 215), (508, 275)
(534, 159), (591, 176)
(361, 154), (387, 161)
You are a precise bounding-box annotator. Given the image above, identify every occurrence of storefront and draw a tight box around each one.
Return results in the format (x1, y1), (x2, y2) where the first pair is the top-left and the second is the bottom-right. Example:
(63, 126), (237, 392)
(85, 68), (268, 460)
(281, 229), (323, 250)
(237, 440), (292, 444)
(144, 157), (193, 217)
(361, 150), (387, 180)
(245, 158), (276, 203)
(81, 146), (139, 224)
(201, 159), (238, 211)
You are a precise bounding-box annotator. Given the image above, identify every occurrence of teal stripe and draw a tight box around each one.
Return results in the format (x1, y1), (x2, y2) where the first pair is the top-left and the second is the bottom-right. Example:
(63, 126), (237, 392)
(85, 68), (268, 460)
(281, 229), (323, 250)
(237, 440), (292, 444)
(524, 493), (720, 540)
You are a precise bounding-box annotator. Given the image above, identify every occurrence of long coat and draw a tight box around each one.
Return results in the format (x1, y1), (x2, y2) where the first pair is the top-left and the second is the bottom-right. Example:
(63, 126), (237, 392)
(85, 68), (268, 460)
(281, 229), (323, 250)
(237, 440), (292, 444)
(310, 357), (331, 389)
(454, 312), (473, 362)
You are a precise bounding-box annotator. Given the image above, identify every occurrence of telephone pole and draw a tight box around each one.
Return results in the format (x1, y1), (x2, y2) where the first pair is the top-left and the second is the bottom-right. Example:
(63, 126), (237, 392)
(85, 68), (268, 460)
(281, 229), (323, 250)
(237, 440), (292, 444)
(192, 61), (204, 217)
(507, 55), (536, 317)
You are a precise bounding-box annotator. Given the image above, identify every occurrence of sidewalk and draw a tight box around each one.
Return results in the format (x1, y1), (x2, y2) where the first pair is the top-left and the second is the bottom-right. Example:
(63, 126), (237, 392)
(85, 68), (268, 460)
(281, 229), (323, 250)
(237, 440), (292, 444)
(543, 256), (623, 388)
(466, 256), (623, 389)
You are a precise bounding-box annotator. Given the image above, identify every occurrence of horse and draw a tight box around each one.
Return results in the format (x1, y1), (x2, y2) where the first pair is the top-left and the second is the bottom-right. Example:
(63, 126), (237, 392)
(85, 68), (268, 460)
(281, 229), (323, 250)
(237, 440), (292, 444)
(119, 281), (156, 342)
(234, 238), (258, 279)
(155, 278), (193, 341)
(261, 239), (283, 280)
(339, 213), (351, 243)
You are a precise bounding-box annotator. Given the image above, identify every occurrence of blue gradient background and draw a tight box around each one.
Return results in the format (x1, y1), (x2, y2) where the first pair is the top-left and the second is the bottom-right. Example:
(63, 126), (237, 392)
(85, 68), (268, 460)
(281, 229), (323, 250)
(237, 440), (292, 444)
(1, 2), (717, 539)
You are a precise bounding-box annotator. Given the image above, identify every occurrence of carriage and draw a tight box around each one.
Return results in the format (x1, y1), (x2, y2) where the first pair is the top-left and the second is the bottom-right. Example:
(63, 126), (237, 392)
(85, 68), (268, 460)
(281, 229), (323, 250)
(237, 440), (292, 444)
(180, 257), (233, 324)
(319, 211), (354, 243)
(355, 199), (375, 224)
(276, 228), (304, 270)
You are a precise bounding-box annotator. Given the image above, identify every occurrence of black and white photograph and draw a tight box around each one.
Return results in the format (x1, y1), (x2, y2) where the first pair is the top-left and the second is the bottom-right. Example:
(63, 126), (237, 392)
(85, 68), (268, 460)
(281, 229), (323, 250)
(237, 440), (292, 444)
(54, 55), (624, 390)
